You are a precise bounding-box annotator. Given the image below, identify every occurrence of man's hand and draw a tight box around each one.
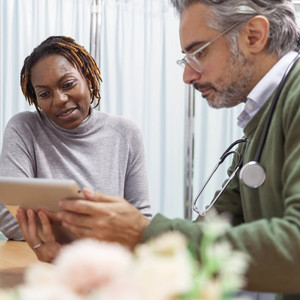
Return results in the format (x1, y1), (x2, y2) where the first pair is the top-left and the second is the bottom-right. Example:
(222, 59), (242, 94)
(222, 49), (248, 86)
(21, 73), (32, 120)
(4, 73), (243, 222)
(57, 188), (150, 250)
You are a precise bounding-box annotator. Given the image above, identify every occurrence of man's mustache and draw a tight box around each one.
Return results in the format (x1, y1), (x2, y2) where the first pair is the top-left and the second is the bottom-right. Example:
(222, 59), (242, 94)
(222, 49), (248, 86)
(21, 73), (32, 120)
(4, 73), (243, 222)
(193, 83), (217, 92)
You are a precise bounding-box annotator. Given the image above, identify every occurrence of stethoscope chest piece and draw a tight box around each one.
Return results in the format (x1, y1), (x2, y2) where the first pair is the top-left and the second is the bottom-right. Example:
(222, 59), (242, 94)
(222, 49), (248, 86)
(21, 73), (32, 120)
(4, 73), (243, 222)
(239, 161), (266, 188)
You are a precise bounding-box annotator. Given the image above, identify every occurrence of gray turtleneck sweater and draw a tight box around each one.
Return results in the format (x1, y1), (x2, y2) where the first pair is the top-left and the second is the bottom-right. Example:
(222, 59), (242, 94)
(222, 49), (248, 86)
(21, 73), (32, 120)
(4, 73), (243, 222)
(0, 107), (151, 239)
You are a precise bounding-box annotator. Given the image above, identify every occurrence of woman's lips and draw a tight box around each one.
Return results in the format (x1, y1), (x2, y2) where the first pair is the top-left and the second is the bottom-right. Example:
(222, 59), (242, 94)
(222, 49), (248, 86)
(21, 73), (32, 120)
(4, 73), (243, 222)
(57, 107), (77, 117)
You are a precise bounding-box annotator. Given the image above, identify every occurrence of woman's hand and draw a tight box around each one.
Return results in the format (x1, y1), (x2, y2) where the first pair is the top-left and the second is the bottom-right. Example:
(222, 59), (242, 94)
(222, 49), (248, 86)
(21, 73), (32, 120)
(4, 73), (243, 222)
(16, 208), (62, 262)
(57, 188), (150, 250)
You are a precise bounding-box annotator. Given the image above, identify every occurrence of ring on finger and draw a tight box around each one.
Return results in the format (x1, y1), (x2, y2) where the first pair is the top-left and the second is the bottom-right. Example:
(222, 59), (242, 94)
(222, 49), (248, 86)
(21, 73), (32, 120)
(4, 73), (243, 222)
(32, 242), (43, 249)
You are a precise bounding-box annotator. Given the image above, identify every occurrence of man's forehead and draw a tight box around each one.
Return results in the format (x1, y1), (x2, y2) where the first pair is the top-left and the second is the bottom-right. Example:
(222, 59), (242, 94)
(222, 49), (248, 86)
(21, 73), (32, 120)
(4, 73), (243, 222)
(179, 3), (213, 50)
(179, 3), (212, 33)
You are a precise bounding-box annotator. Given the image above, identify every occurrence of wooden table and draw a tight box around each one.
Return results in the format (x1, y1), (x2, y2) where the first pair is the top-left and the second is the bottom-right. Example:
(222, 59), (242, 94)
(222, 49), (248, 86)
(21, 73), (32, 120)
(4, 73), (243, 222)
(0, 206), (47, 288)
(0, 240), (44, 288)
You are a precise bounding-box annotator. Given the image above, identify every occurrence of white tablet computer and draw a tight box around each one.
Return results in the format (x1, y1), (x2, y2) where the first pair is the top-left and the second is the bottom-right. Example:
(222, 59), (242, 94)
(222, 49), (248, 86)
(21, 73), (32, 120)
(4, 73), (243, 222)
(0, 177), (84, 244)
(0, 177), (83, 212)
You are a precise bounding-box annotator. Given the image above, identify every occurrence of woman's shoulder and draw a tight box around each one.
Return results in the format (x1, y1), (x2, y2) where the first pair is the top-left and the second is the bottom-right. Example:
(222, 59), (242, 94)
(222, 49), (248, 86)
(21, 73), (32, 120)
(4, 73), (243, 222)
(5, 111), (41, 130)
(95, 110), (141, 135)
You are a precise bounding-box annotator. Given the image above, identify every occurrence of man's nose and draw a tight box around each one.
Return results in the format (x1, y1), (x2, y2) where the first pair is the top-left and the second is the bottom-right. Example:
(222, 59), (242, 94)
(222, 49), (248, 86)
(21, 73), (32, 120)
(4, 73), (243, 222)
(53, 90), (68, 106)
(183, 63), (202, 85)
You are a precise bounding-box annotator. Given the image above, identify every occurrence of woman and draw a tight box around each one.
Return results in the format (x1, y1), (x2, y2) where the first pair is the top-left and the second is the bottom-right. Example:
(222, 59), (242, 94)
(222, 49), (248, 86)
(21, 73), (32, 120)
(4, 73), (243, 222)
(0, 36), (151, 260)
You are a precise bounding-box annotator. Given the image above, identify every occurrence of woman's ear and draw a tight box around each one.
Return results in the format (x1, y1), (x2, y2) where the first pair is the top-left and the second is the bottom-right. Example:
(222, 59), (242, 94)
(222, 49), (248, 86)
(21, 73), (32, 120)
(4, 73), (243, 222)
(239, 16), (269, 55)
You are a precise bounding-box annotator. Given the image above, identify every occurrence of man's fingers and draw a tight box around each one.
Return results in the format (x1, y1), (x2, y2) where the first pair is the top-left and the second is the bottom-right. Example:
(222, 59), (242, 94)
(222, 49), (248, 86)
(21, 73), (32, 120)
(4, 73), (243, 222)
(58, 198), (113, 216)
(82, 188), (122, 203)
(39, 208), (61, 224)
(61, 220), (93, 238)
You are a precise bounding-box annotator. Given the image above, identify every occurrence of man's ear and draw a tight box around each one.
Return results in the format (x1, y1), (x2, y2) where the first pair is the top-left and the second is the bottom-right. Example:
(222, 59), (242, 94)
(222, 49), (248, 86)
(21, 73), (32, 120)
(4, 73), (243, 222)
(239, 16), (269, 54)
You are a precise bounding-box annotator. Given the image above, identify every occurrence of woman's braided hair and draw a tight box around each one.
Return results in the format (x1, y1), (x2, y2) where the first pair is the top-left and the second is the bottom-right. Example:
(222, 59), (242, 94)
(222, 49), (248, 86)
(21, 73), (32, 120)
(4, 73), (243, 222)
(20, 36), (102, 113)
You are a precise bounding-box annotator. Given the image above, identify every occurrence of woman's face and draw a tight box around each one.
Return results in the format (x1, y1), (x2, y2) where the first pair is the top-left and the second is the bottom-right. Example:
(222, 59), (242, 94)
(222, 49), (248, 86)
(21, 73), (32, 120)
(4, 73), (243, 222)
(31, 54), (91, 130)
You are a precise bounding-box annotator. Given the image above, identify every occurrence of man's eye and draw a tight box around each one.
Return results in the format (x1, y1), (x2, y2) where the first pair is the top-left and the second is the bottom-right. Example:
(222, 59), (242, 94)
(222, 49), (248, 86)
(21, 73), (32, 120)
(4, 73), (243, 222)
(194, 50), (204, 60)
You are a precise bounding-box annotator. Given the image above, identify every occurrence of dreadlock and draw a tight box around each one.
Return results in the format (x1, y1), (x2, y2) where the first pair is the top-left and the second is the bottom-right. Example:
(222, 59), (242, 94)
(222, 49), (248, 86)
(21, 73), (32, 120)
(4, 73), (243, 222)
(20, 36), (102, 113)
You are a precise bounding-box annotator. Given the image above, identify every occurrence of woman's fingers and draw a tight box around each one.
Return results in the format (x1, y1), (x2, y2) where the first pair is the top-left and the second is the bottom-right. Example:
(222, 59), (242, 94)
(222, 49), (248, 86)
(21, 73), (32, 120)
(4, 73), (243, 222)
(37, 210), (56, 243)
(16, 207), (29, 237)
(16, 208), (41, 247)
(16, 207), (62, 262)
(27, 209), (39, 239)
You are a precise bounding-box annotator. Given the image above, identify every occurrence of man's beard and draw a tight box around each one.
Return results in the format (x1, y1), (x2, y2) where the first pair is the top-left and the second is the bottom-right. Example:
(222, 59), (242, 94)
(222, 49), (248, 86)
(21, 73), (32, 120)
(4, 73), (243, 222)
(194, 51), (254, 109)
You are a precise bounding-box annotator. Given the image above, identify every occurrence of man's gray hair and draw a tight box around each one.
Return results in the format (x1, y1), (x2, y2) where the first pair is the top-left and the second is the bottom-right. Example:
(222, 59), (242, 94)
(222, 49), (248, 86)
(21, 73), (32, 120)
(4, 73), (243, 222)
(170, 0), (300, 57)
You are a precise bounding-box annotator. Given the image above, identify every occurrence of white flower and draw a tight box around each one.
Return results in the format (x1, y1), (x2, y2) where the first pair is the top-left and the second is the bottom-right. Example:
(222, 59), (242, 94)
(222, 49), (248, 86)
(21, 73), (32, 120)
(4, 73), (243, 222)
(197, 279), (222, 300)
(133, 232), (194, 300)
(88, 276), (143, 300)
(18, 283), (82, 300)
(135, 231), (188, 258)
(0, 216), (249, 300)
(0, 289), (19, 300)
(53, 238), (133, 295)
(202, 209), (232, 240)
(24, 263), (55, 286)
(203, 242), (248, 292)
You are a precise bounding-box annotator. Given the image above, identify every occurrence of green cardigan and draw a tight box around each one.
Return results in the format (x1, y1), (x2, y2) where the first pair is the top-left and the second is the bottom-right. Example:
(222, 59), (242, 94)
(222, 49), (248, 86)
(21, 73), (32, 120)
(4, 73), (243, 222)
(143, 62), (300, 300)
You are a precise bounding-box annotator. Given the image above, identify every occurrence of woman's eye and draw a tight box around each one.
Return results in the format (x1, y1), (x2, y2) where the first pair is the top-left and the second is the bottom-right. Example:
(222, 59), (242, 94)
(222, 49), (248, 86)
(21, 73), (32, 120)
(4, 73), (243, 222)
(63, 81), (74, 89)
(38, 91), (50, 98)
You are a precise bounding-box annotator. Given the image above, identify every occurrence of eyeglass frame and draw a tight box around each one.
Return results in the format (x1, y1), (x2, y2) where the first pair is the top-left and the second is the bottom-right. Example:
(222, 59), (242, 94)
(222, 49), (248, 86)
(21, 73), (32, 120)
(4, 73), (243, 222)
(176, 22), (241, 73)
(193, 138), (248, 216)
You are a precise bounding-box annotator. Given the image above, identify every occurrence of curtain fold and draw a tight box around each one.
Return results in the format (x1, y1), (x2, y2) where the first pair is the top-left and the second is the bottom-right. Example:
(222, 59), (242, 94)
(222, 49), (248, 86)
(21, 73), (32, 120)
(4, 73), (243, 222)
(100, 0), (186, 218)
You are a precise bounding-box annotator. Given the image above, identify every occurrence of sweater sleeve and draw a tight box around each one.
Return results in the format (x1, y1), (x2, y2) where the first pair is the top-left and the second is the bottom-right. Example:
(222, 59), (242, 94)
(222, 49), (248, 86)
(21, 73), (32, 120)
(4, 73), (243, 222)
(142, 79), (300, 296)
(0, 113), (36, 240)
(124, 124), (152, 218)
(0, 113), (36, 177)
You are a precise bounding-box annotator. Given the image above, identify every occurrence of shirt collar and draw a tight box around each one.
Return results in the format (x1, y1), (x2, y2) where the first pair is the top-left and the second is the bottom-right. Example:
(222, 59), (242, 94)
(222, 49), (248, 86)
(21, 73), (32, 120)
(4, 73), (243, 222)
(237, 51), (299, 129)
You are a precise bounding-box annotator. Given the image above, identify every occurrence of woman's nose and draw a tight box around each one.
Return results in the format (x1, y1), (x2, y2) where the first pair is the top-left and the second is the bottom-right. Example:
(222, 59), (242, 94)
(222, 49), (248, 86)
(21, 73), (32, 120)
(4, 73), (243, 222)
(53, 90), (68, 106)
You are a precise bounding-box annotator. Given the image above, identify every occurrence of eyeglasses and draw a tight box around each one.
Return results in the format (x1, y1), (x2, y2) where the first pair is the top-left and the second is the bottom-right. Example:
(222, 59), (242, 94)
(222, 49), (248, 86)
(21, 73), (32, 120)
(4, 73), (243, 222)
(176, 22), (240, 73)
(193, 138), (248, 216)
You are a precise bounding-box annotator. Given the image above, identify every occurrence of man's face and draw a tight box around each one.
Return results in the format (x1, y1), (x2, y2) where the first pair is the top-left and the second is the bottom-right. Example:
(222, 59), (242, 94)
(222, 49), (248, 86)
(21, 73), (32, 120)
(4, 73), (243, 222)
(179, 3), (254, 108)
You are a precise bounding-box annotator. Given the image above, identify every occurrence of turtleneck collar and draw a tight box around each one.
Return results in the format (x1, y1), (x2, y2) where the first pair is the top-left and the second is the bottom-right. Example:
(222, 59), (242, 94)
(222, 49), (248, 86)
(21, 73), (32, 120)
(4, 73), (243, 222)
(40, 106), (102, 136)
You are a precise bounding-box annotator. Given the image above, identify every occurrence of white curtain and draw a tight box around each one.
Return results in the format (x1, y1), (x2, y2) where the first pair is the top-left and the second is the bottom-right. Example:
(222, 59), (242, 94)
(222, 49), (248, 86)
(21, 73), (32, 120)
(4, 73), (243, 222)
(1, 0), (300, 225)
(100, 0), (186, 218)
(0, 0), (91, 143)
(99, 0), (246, 218)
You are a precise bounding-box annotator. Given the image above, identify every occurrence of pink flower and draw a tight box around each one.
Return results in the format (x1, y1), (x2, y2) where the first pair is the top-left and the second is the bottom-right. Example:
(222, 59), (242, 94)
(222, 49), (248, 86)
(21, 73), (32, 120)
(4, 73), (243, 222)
(53, 239), (133, 295)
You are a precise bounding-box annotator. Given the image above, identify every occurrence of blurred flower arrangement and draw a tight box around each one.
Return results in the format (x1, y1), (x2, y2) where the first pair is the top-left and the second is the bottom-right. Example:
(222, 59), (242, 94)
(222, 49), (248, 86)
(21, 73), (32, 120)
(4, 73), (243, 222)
(0, 212), (248, 300)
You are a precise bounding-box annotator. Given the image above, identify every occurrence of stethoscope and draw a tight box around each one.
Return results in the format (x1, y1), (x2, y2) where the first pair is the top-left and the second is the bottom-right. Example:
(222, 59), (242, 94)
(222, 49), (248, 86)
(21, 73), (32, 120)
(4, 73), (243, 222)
(239, 54), (300, 188)
(193, 54), (300, 216)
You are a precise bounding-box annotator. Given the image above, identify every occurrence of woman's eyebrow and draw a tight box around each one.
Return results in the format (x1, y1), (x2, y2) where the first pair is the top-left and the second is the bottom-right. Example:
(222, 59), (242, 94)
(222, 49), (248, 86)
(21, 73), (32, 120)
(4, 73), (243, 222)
(33, 73), (73, 88)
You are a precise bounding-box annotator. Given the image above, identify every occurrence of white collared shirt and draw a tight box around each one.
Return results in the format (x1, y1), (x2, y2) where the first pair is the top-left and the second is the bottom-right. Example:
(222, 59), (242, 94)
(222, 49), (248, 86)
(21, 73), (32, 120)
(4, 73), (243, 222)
(237, 51), (299, 129)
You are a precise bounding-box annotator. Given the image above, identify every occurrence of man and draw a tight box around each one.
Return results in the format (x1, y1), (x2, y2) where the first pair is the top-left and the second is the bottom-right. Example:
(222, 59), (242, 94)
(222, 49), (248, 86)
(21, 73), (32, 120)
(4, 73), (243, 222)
(17, 1), (300, 299)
